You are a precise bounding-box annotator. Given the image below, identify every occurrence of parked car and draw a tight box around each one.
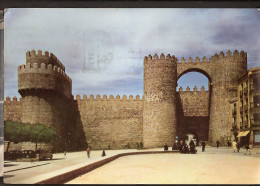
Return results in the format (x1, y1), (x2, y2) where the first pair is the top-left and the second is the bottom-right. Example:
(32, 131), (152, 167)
(22, 150), (36, 158)
(5, 150), (22, 160)
(36, 150), (53, 160)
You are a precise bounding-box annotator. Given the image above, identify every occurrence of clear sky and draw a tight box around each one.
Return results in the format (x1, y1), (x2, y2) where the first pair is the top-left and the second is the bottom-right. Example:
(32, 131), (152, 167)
(4, 8), (260, 98)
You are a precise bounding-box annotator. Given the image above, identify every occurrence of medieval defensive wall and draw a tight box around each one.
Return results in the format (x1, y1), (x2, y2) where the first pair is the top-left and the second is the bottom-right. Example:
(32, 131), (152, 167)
(4, 49), (248, 151)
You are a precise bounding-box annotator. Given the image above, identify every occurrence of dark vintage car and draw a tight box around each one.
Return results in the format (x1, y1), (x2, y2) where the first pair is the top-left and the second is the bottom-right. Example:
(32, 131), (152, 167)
(22, 150), (37, 158)
(5, 150), (22, 160)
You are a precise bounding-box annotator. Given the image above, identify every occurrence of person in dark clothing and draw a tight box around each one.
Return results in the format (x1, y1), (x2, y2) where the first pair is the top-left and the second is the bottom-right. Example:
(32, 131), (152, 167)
(244, 144), (251, 155)
(189, 140), (196, 154)
(179, 141), (184, 153)
(201, 141), (206, 152)
(183, 143), (190, 154)
(236, 141), (241, 152)
(172, 143), (178, 150)
(101, 150), (106, 157)
(164, 143), (168, 151)
(189, 140), (195, 146)
(86, 147), (90, 158)
(216, 140), (220, 148)
(227, 140), (231, 148)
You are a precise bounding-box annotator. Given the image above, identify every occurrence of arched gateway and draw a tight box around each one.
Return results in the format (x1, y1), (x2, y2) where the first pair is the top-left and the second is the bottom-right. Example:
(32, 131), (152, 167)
(143, 50), (247, 148)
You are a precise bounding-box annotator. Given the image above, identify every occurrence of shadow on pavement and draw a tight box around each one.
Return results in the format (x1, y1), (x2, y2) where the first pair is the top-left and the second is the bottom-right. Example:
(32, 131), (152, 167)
(3, 175), (15, 178)
(4, 163), (18, 167)
(40, 158), (65, 161)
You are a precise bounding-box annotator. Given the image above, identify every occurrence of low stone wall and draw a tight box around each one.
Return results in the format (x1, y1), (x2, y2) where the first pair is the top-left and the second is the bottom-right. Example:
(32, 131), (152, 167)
(4, 142), (52, 152)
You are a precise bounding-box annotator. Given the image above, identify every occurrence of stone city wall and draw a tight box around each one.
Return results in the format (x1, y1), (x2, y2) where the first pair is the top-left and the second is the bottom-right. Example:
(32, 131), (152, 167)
(4, 96), (22, 122)
(176, 86), (210, 141)
(4, 49), (249, 151)
(178, 86), (209, 117)
(75, 94), (143, 150)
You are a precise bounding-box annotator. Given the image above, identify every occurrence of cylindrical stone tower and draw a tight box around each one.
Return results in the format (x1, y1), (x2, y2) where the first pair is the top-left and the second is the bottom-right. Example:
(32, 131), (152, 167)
(18, 50), (73, 151)
(143, 53), (177, 148)
(209, 50), (247, 145)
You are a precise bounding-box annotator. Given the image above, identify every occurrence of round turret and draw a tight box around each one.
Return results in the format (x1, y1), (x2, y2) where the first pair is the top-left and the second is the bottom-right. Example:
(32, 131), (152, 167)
(208, 50), (248, 145)
(17, 50), (74, 151)
(143, 53), (177, 148)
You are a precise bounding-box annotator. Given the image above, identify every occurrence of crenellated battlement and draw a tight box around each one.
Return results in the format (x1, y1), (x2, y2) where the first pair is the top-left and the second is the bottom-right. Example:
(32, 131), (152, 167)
(5, 96), (22, 102)
(18, 62), (72, 98)
(75, 94), (142, 101)
(26, 50), (65, 71)
(178, 86), (207, 92)
(144, 53), (176, 62)
(18, 63), (72, 83)
(178, 56), (209, 63)
(208, 50), (247, 61)
(176, 50), (247, 64)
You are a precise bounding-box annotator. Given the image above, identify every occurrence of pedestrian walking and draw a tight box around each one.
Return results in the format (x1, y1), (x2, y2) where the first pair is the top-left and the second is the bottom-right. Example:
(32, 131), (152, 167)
(244, 144), (251, 155)
(216, 140), (220, 148)
(227, 141), (231, 148)
(86, 147), (90, 158)
(236, 141), (241, 153)
(64, 151), (66, 158)
(201, 141), (206, 152)
(232, 140), (237, 152)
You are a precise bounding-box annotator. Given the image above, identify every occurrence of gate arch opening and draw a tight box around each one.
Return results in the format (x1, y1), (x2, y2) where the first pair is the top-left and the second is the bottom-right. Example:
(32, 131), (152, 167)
(177, 68), (212, 84)
(176, 70), (211, 143)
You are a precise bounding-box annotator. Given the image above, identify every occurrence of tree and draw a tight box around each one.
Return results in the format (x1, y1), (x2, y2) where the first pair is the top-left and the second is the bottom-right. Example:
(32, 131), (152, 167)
(5, 121), (57, 152)
(30, 124), (57, 151)
(4, 121), (30, 153)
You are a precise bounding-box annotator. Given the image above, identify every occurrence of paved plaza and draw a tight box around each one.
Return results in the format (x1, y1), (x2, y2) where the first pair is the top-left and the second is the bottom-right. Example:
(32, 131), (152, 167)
(67, 147), (260, 184)
(3, 146), (260, 184)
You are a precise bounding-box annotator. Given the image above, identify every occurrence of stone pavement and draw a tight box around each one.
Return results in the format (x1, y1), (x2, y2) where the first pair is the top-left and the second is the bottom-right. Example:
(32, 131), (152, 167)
(3, 148), (162, 184)
(67, 147), (260, 184)
(3, 146), (260, 184)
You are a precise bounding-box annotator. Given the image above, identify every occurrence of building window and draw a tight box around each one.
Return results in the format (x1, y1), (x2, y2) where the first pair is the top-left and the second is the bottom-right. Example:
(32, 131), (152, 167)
(254, 95), (260, 108)
(255, 131), (260, 145)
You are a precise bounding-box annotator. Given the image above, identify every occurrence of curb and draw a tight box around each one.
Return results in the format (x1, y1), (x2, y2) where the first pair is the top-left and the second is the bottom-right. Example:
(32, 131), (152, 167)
(37, 150), (179, 184)
(4, 163), (50, 173)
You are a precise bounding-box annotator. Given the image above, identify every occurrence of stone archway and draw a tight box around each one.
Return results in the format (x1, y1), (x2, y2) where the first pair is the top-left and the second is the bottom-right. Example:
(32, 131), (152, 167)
(176, 69), (211, 144)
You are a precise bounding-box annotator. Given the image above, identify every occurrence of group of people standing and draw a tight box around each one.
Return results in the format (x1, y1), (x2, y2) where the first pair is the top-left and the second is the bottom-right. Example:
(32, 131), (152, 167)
(231, 140), (251, 155)
(165, 140), (197, 154)
(166, 138), (252, 155)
